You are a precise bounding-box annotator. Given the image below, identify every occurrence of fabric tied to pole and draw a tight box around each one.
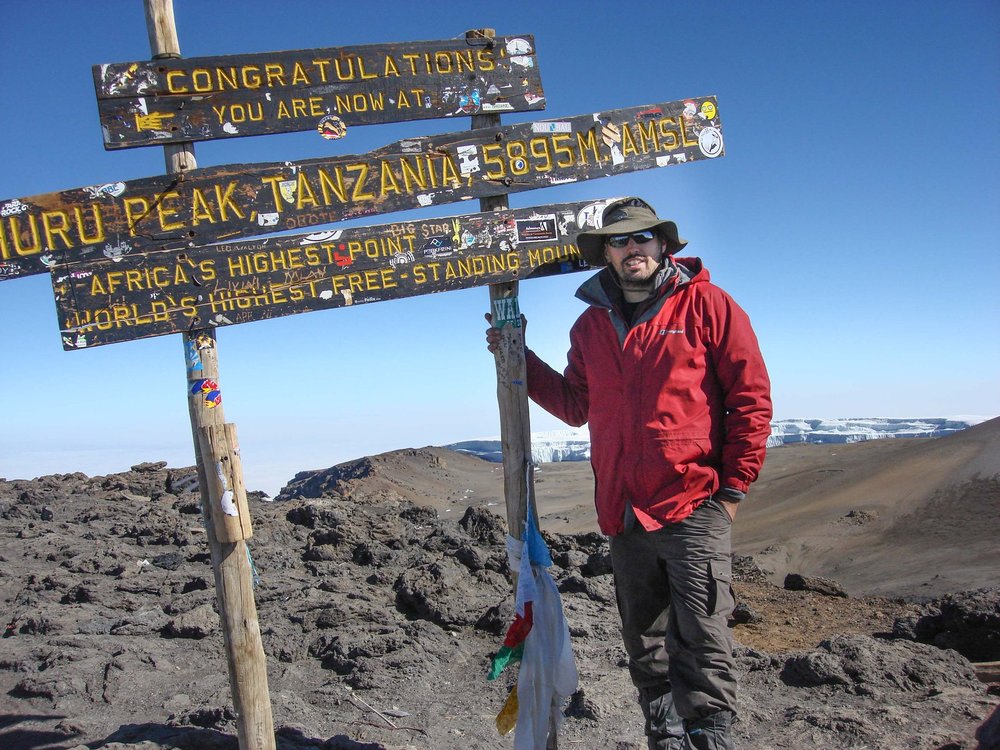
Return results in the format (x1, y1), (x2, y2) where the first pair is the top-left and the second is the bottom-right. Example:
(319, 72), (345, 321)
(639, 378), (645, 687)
(491, 511), (578, 748)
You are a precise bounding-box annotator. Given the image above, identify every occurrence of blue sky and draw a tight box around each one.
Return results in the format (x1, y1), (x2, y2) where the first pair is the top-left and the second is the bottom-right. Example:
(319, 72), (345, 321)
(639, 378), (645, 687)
(1, 1), (998, 495)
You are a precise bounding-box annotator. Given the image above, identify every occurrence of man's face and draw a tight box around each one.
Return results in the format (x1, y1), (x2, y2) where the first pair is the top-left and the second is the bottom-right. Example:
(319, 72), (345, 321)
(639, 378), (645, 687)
(604, 230), (665, 289)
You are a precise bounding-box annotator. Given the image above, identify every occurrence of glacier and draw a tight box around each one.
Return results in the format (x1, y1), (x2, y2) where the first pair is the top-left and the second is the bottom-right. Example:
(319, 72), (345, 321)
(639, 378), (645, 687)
(444, 416), (993, 464)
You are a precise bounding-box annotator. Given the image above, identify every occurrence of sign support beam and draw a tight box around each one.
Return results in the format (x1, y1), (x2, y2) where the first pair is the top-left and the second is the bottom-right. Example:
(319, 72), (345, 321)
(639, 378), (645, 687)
(470, 27), (557, 750)
(145, 3), (275, 749)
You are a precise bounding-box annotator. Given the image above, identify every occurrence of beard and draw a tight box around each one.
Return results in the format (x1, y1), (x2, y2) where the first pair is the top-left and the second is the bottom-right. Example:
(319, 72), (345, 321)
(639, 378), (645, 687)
(612, 255), (661, 291)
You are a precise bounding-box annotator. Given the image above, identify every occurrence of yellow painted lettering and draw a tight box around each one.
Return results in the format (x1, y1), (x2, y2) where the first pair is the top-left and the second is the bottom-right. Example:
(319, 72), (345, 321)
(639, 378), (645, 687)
(620, 123), (639, 157)
(190, 188), (215, 225)
(90, 274), (107, 295)
(241, 66), (262, 89)
(215, 182), (245, 221)
(477, 49), (496, 71)
(261, 175), (286, 213)
(296, 171), (319, 209)
(530, 137), (553, 173)
(657, 118), (679, 150)
(348, 163), (374, 201)
(41, 210), (71, 249)
(454, 50), (474, 72)
(550, 134), (575, 167)
(482, 144), (505, 178)
(317, 166), (347, 204)
(216, 67), (239, 91)
(291, 62), (310, 85)
(76, 205), (106, 244)
(333, 58), (355, 81)
(264, 63), (285, 87)
(576, 128), (601, 165)
(165, 70), (188, 93)
(380, 161), (401, 197)
(357, 58), (377, 80)
(191, 69), (212, 92)
(123, 196), (151, 235)
(156, 190), (185, 231)
(399, 157), (425, 192)
(636, 120), (660, 153)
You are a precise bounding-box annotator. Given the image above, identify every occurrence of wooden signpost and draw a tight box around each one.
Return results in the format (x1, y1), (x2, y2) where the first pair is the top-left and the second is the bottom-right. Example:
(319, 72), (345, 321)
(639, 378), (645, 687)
(1, 2), (731, 747)
(0, 97), (723, 281)
(52, 199), (613, 348)
(94, 36), (545, 149)
(143, 2), (274, 750)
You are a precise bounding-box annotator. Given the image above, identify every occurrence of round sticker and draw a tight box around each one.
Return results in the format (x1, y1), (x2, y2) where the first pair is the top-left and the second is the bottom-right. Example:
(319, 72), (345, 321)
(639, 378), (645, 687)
(700, 101), (717, 120)
(697, 127), (724, 158)
(317, 115), (347, 140)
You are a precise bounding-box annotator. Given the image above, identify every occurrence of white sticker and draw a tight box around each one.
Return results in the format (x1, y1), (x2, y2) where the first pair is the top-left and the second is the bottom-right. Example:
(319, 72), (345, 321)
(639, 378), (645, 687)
(1, 200), (28, 217)
(506, 38), (533, 55)
(301, 230), (342, 243)
(697, 127), (724, 158)
(416, 194), (434, 206)
(457, 145), (480, 175)
(215, 462), (239, 517)
(532, 121), (571, 134)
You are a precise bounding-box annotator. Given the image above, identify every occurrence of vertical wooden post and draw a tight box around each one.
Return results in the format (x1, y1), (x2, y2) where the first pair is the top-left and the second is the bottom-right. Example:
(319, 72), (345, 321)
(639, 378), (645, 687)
(466, 28), (536, 550)
(469, 25), (558, 750)
(144, 3), (275, 749)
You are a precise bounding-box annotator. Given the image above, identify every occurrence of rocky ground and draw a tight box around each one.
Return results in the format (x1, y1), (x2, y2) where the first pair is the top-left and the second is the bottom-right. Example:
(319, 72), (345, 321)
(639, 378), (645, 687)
(1, 451), (998, 749)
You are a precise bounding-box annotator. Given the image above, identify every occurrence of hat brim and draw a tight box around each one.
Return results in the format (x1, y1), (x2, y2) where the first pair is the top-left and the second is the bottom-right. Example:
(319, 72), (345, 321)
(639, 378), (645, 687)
(577, 218), (687, 267)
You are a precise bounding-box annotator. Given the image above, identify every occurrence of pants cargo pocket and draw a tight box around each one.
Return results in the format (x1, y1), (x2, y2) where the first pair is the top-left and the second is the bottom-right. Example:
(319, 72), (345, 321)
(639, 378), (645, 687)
(707, 559), (735, 618)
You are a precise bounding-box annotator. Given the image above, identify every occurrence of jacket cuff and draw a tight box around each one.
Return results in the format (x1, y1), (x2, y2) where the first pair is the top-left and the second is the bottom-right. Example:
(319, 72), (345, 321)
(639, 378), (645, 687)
(717, 487), (746, 503)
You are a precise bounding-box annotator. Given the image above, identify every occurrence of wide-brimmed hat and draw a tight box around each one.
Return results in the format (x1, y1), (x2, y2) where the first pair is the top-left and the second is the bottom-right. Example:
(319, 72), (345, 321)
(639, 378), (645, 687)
(577, 197), (687, 267)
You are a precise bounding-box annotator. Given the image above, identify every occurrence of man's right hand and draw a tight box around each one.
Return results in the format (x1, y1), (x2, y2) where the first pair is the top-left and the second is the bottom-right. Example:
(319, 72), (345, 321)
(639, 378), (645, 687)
(484, 312), (527, 353)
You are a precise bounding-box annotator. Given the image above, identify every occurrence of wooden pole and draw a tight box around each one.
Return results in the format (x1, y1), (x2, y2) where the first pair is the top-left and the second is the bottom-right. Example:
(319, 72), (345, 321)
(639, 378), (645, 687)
(466, 29), (537, 550)
(468, 28), (557, 750)
(144, 3), (275, 749)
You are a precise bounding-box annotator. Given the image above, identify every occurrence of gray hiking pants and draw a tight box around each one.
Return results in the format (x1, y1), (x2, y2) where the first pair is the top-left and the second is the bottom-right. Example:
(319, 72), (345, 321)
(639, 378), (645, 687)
(609, 497), (737, 748)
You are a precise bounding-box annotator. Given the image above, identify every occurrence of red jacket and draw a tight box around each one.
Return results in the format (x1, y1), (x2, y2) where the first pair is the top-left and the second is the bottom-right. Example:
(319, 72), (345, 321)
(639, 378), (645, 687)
(525, 258), (772, 536)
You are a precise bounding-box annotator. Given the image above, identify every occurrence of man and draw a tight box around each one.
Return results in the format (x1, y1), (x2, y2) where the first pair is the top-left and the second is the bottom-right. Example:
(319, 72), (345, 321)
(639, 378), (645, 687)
(486, 197), (772, 749)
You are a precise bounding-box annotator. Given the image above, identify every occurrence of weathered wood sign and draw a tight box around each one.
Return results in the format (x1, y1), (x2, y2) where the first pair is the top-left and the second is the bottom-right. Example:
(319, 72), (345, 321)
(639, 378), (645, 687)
(1, 96), (724, 282)
(94, 36), (545, 149)
(52, 199), (616, 349)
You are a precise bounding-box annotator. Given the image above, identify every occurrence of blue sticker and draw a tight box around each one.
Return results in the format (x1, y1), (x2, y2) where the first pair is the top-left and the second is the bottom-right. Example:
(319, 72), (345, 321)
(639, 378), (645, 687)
(185, 341), (203, 373)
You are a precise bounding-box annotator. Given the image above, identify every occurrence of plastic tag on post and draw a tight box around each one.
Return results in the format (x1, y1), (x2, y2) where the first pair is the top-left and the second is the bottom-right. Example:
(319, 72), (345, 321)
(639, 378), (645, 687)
(491, 296), (522, 329)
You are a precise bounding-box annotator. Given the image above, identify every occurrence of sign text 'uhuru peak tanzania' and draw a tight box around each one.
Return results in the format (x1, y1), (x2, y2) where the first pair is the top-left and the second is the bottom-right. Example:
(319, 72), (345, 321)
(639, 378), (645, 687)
(1, 97), (724, 281)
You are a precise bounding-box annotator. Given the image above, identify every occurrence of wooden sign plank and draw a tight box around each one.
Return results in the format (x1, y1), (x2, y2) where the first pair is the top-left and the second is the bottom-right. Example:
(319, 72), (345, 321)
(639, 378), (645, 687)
(3, 96), (724, 282)
(52, 199), (618, 349)
(94, 36), (545, 149)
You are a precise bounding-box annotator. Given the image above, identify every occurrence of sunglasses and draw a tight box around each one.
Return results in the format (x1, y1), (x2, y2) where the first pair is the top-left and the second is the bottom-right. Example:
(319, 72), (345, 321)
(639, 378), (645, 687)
(605, 230), (657, 249)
